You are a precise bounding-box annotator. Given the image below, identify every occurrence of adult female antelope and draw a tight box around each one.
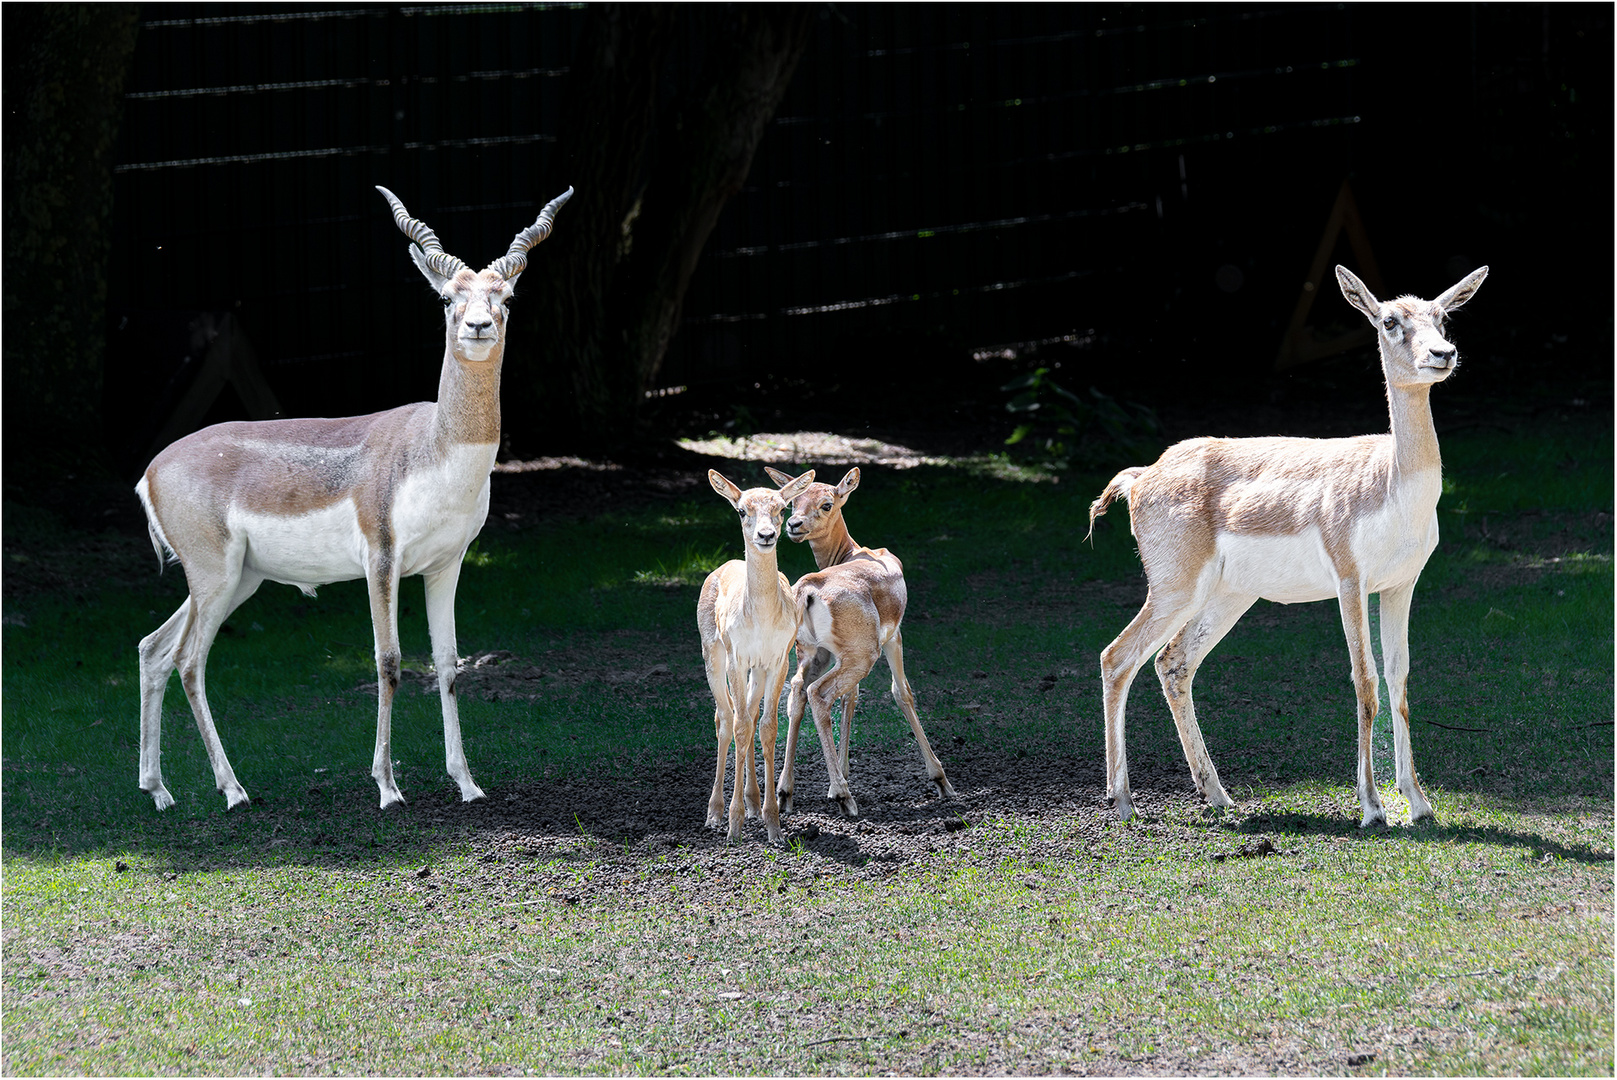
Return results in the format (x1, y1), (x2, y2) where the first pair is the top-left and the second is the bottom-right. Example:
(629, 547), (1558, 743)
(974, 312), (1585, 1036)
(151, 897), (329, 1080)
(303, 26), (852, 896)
(134, 185), (572, 810)
(1088, 264), (1488, 827)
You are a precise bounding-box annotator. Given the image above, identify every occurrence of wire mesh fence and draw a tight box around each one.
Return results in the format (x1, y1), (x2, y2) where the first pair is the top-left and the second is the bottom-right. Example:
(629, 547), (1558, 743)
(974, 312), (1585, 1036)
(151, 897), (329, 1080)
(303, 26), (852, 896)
(108, 3), (1373, 446)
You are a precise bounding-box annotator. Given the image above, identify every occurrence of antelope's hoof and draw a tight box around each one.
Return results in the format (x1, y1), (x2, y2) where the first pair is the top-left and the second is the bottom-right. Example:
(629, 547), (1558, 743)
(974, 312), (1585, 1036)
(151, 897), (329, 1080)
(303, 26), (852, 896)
(459, 784), (487, 803)
(377, 788), (407, 810)
(837, 793), (860, 819)
(1359, 809), (1389, 829)
(146, 785), (175, 812)
(222, 785), (251, 811)
(777, 789), (794, 815)
(936, 776), (958, 801)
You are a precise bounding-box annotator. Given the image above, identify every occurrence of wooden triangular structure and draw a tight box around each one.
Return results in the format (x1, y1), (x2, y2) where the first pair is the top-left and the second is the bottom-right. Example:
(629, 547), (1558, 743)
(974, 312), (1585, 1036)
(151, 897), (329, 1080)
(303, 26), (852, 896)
(1274, 178), (1386, 370)
(142, 313), (283, 467)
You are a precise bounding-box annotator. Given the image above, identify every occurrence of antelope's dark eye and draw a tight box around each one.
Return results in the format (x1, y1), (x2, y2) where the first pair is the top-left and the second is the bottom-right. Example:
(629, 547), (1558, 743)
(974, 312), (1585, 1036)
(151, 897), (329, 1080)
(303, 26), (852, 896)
(442, 296), (453, 308)
(821, 502), (833, 512)
(1382, 315), (1396, 330)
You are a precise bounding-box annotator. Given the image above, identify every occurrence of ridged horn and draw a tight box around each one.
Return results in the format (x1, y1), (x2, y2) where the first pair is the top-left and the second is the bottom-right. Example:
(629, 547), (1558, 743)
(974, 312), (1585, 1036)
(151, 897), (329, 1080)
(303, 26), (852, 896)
(486, 186), (574, 280)
(375, 186), (469, 280)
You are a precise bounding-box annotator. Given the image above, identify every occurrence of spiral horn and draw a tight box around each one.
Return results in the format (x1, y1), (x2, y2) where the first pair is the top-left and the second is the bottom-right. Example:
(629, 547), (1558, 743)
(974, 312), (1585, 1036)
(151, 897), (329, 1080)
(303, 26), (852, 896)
(485, 186), (574, 280)
(375, 186), (469, 280)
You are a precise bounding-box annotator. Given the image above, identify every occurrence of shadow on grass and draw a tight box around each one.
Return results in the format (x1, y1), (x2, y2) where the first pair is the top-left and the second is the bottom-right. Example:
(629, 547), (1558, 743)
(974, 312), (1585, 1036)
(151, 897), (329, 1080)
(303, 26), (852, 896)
(1226, 807), (1615, 865)
(6, 741), (1610, 879)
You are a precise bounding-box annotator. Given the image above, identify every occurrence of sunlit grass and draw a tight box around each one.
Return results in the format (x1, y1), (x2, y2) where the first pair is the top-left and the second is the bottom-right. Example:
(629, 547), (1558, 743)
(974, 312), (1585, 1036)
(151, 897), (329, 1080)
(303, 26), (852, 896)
(3, 803), (1609, 1075)
(2, 412), (1611, 1074)
(630, 542), (730, 587)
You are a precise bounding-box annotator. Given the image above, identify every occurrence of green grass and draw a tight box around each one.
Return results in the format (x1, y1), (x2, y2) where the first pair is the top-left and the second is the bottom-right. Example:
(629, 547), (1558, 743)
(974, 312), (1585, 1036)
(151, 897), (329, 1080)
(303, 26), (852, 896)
(2, 408), (1611, 1074)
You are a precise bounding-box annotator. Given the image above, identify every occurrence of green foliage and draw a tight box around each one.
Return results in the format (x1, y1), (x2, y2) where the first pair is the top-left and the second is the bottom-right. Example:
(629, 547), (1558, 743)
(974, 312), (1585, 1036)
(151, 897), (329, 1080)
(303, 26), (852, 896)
(1001, 368), (1160, 467)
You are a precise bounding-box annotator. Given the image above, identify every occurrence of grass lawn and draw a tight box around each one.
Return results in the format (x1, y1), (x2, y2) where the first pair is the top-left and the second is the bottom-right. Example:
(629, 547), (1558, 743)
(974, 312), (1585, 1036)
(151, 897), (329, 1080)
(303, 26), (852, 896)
(2, 405), (1611, 1075)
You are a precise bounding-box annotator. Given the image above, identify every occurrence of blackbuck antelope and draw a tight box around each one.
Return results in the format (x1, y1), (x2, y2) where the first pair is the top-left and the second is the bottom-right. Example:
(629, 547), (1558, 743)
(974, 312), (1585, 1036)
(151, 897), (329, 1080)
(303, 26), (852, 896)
(698, 468), (816, 842)
(1088, 264), (1489, 827)
(134, 185), (573, 810)
(764, 466), (956, 817)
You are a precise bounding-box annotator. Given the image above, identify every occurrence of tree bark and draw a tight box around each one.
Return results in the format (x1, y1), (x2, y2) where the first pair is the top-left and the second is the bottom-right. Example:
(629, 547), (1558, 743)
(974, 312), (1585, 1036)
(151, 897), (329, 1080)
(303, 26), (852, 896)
(2, 5), (140, 481)
(513, 4), (812, 452)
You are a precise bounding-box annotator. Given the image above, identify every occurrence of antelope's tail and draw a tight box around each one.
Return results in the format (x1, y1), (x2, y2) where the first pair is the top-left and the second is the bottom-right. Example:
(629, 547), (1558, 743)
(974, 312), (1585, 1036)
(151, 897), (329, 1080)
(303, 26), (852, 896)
(1085, 467), (1146, 543)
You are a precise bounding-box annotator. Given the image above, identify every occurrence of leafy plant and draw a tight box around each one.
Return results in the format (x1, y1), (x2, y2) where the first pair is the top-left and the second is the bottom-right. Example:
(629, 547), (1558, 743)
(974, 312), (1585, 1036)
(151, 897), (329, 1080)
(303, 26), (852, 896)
(1001, 368), (1160, 465)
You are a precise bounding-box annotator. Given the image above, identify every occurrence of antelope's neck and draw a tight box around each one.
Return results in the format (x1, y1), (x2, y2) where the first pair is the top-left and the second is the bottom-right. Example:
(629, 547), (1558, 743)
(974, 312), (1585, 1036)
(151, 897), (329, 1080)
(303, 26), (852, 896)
(745, 544), (783, 601)
(1386, 379), (1440, 484)
(434, 345), (503, 448)
(809, 521), (860, 569)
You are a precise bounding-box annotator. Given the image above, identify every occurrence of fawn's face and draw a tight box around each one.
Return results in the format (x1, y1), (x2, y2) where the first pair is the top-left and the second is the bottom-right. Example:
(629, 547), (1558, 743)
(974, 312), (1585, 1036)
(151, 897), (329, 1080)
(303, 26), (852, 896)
(773, 467), (859, 543)
(734, 489), (788, 553)
(784, 482), (844, 543)
(710, 468), (813, 555)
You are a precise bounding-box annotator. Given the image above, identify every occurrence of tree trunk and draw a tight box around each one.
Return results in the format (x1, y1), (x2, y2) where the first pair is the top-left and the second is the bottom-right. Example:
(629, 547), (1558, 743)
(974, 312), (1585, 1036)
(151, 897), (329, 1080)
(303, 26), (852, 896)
(513, 4), (812, 452)
(2, 5), (141, 482)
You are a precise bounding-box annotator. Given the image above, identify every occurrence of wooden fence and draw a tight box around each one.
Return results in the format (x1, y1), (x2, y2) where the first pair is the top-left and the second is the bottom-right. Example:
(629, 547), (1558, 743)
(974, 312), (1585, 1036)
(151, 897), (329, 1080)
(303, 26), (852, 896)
(107, 3), (1371, 457)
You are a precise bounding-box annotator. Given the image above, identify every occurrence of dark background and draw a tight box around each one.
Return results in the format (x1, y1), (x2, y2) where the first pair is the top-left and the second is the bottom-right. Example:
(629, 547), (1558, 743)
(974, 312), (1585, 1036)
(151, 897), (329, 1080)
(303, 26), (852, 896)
(4, 3), (1611, 488)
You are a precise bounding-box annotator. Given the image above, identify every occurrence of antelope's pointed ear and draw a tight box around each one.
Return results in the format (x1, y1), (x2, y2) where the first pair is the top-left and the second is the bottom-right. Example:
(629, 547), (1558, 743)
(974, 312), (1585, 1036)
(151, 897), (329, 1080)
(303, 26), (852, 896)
(409, 246), (454, 295)
(1336, 265), (1380, 319)
(763, 466), (796, 488)
(777, 469), (816, 501)
(835, 467), (861, 500)
(708, 469), (742, 507)
(1436, 266), (1488, 312)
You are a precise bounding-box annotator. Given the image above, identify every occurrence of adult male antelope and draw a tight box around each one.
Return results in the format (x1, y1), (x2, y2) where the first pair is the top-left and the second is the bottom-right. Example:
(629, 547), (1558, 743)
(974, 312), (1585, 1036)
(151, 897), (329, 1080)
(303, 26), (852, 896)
(1088, 264), (1488, 827)
(133, 184), (572, 810)
(764, 466), (956, 817)
(698, 468), (816, 843)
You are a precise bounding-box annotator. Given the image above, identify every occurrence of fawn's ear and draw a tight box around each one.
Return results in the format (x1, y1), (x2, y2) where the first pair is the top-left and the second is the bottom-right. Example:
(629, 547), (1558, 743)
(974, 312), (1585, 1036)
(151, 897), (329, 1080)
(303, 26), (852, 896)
(764, 466), (798, 489)
(1335, 264), (1381, 320)
(708, 469), (743, 508)
(835, 467), (861, 501)
(1435, 266), (1488, 312)
(776, 469), (815, 501)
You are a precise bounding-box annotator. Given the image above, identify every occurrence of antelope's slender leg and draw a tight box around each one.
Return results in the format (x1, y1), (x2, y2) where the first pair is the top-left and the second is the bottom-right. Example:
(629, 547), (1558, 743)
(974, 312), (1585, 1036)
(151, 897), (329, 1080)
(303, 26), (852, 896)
(424, 561), (485, 802)
(779, 647), (831, 814)
(806, 657), (865, 816)
(1099, 589), (1198, 821)
(1336, 579), (1387, 828)
(137, 602), (191, 810)
(1154, 591), (1257, 809)
(703, 639), (734, 829)
(882, 630), (955, 799)
(1377, 579), (1433, 822)
(756, 655), (790, 843)
(368, 552), (407, 809)
(172, 558), (261, 810)
(728, 668), (763, 842)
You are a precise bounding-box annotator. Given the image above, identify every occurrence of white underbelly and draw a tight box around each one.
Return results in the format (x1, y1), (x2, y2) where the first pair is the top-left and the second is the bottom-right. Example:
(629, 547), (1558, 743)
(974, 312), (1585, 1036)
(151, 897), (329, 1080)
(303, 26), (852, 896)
(237, 502), (367, 588)
(1216, 530), (1338, 604)
(1215, 509), (1440, 604)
